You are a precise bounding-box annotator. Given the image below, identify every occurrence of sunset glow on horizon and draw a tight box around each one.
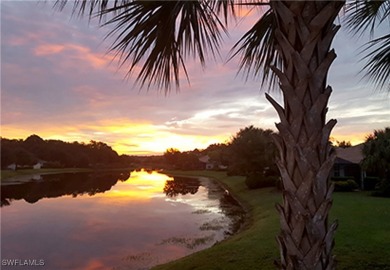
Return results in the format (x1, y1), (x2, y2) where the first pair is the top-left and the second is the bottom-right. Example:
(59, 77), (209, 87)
(0, 122), (372, 156)
(1, 2), (389, 155)
(1, 121), (231, 155)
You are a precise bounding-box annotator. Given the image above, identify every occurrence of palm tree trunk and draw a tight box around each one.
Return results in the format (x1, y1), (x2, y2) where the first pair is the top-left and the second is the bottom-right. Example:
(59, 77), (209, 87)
(266, 1), (345, 269)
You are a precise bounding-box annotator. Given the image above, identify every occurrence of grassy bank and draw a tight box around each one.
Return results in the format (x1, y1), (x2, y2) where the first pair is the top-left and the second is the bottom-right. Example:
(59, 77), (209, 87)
(154, 171), (390, 270)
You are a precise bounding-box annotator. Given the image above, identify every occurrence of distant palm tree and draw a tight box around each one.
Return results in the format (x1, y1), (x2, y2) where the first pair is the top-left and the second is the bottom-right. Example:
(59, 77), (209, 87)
(55, 1), (389, 269)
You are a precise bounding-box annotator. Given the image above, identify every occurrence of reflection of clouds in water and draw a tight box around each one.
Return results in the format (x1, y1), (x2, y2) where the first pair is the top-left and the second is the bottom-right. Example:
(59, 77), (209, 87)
(1, 171), (243, 270)
(166, 187), (222, 215)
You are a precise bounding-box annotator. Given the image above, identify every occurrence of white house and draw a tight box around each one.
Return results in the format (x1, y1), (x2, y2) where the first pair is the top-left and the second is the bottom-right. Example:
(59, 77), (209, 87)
(7, 163), (16, 171)
(199, 155), (214, 170)
(33, 162), (44, 169)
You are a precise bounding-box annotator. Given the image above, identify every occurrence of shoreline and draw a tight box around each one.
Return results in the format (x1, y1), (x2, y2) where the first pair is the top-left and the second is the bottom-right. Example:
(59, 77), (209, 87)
(0, 167), (136, 184)
(152, 170), (281, 270)
(164, 170), (254, 236)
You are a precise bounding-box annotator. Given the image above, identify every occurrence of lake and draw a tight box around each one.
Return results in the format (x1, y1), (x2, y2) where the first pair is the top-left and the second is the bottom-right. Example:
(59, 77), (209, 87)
(1, 170), (244, 270)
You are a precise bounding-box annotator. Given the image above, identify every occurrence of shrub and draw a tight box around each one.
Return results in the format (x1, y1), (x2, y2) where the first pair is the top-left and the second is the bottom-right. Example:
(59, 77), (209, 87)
(363, 177), (381, 191)
(372, 178), (390, 198)
(245, 173), (278, 190)
(333, 179), (358, 192)
(227, 164), (246, 176)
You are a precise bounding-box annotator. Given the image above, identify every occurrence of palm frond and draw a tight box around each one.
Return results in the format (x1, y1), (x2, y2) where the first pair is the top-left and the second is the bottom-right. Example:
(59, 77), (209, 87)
(230, 8), (281, 90)
(53, 0), (131, 20)
(209, 0), (236, 24)
(55, 0), (230, 91)
(360, 34), (390, 90)
(345, 0), (389, 36)
(345, 0), (390, 90)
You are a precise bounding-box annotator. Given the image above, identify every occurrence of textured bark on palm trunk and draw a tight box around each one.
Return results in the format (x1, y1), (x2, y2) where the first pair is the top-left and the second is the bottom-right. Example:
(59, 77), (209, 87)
(267, 1), (345, 269)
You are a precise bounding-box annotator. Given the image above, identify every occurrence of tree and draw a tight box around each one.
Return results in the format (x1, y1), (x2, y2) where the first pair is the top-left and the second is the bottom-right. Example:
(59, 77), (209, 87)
(205, 143), (230, 168)
(163, 148), (181, 168)
(362, 127), (390, 181)
(163, 148), (202, 170)
(362, 127), (390, 197)
(15, 148), (36, 166)
(228, 125), (275, 175)
(1, 138), (17, 167)
(335, 140), (352, 148)
(55, 1), (389, 269)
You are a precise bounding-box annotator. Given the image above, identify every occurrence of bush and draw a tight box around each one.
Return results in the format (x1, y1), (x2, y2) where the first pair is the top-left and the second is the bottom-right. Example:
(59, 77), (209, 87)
(227, 164), (246, 176)
(245, 173), (278, 190)
(372, 178), (390, 198)
(333, 179), (358, 192)
(363, 177), (381, 191)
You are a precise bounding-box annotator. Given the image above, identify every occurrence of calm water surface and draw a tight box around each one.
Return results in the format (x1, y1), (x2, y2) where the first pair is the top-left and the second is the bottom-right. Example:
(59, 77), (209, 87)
(1, 170), (244, 270)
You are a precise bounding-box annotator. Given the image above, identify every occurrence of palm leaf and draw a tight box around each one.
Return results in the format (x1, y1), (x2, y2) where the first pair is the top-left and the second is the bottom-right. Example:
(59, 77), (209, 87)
(54, 0), (130, 20)
(55, 0), (234, 91)
(345, 0), (389, 36)
(230, 7), (281, 90)
(360, 34), (390, 90)
(345, 0), (390, 90)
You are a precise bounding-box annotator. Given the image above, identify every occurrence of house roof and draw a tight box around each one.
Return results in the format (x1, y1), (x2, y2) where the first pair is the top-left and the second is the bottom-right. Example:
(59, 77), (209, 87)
(199, 155), (210, 163)
(335, 157), (355, 165)
(335, 144), (364, 164)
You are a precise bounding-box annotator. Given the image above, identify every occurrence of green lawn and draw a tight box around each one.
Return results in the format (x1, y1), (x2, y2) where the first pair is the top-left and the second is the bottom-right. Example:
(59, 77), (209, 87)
(331, 192), (390, 270)
(153, 171), (390, 270)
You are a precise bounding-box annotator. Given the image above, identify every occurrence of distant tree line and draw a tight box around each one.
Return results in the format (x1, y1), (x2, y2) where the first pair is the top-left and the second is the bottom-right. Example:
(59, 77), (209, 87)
(162, 126), (390, 193)
(163, 126), (280, 189)
(1, 134), (134, 169)
(164, 126), (276, 173)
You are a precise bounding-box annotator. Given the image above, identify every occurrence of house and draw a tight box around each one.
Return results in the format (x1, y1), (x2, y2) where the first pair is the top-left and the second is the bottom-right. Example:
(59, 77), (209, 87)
(7, 163), (16, 171)
(33, 162), (44, 170)
(330, 144), (365, 188)
(199, 155), (227, 171)
(199, 155), (214, 170)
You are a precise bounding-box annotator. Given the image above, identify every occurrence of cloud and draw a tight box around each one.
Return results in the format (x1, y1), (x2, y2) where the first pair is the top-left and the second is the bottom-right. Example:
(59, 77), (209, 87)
(1, 1), (389, 155)
(32, 42), (114, 71)
(34, 44), (65, 55)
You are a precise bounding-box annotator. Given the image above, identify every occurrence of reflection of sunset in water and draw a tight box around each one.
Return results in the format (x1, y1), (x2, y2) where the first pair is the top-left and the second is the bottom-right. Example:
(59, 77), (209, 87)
(92, 169), (173, 202)
(1, 170), (243, 270)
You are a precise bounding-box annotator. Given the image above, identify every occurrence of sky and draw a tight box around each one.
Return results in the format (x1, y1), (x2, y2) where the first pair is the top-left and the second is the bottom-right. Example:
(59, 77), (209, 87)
(1, 1), (389, 155)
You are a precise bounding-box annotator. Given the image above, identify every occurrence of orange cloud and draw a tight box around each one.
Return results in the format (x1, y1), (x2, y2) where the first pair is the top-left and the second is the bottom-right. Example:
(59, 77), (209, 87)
(34, 44), (65, 55)
(7, 32), (42, 46)
(33, 43), (113, 70)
